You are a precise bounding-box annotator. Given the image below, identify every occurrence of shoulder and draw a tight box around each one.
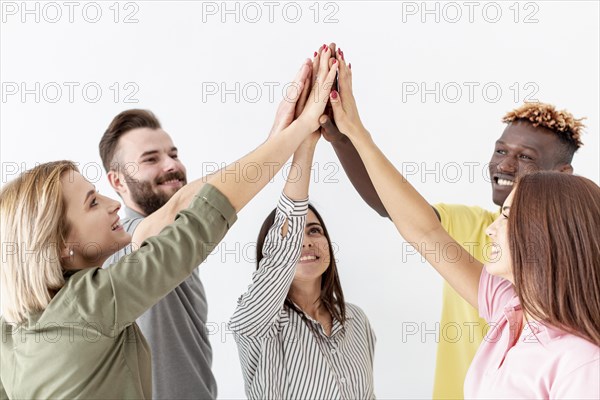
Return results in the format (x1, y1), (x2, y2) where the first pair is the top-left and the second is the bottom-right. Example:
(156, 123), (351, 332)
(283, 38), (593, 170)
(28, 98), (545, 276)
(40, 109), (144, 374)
(120, 215), (144, 234)
(345, 302), (371, 324)
(434, 203), (498, 222)
(433, 203), (499, 235)
(61, 268), (116, 322)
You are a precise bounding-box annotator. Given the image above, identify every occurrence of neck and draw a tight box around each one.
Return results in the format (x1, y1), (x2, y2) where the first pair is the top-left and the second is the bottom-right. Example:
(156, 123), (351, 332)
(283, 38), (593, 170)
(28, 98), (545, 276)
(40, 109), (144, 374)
(289, 279), (323, 318)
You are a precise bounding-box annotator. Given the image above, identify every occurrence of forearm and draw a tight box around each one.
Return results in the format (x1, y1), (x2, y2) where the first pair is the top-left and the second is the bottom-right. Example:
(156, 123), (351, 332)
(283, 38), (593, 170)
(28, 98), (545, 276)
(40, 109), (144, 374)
(283, 142), (316, 201)
(208, 119), (311, 212)
(350, 132), (439, 240)
(331, 135), (389, 218)
(229, 194), (307, 337)
(350, 132), (481, 307)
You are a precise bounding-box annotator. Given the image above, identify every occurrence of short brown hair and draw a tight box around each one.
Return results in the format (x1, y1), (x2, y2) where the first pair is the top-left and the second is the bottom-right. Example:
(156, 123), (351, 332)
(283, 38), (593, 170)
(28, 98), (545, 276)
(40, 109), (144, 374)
(502, 102), (585, 164)
(99, 109), (161, 172)
(510, 172), (600, 346)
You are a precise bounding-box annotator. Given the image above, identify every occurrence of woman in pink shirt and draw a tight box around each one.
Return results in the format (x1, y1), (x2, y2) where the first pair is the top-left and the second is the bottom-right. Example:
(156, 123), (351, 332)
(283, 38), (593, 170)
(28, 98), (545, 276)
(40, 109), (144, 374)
(325, 48), (599, 398)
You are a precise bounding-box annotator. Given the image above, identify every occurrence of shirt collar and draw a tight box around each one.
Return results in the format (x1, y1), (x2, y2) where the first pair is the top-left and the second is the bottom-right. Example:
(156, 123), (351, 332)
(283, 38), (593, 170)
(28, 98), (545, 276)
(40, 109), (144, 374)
(503, 296), (566, 344)
(124, 206), (145, 219)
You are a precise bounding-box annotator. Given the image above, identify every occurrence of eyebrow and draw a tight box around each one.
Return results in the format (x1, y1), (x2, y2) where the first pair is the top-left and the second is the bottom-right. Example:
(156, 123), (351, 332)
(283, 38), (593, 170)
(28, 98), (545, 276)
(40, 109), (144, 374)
(306, 222), (322, 228)
(502, 206), (511, 212)
(496, 140), (539, 154)
(139, 147), (178, 159)
(84, 188), (96, 205)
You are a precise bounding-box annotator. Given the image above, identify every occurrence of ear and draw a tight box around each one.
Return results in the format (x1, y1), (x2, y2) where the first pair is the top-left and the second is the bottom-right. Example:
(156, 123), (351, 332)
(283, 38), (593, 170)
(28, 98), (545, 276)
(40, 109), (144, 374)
(555, 163), (574, 174)
(107, 169), (128, 196)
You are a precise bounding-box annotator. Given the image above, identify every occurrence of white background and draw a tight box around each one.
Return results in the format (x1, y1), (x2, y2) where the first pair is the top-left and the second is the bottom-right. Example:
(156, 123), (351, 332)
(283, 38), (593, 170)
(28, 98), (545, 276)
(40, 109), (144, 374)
(1, 1), (598, 398)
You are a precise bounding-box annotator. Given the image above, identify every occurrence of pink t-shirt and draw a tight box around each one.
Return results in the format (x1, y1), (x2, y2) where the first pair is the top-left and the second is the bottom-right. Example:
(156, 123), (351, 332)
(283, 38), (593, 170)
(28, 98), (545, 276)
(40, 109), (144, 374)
(464, 267), (600, 399)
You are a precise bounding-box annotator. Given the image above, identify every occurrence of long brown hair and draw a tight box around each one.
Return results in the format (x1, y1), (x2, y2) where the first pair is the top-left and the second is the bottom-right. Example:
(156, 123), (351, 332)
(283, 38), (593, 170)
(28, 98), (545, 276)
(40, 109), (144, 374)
(256, 204), (346, 324)
(509, 172), (600, 345)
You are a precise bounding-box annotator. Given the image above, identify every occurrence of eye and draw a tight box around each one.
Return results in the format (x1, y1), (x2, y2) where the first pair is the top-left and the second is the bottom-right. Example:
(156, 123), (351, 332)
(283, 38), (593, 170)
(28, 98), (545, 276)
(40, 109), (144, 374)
(501, 213), (509, 219)
(143, 157), (157, 163)
(519, 154), (534, 161)
(495, 149), (507, 155)
(170, 154), (179, 159)
(308, 226), (323, 235)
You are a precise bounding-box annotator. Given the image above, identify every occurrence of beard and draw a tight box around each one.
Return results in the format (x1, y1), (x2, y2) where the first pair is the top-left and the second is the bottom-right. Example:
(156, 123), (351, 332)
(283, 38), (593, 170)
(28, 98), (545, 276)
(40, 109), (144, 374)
(123, 170), (187, 215)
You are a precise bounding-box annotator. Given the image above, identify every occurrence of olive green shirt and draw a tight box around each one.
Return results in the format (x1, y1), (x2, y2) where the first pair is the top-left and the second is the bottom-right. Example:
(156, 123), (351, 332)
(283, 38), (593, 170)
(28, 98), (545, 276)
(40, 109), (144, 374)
(1, 184), (236, 399)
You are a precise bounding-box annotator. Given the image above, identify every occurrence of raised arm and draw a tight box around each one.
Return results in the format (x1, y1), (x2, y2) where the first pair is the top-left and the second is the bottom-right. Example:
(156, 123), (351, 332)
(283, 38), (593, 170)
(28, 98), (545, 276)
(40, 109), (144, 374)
(132, 50), (337, 245)
(328, 51), (482, 308)
(230, 74), (321, 338)
(95, 49), (338, 328)
(316, 43), (389, 218)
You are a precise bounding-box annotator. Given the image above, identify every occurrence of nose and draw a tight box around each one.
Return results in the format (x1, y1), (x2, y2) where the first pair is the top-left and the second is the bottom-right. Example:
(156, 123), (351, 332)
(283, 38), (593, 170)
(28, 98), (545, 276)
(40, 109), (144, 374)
(497, 156), (517, 174)
(106, 196), (121, 214)
(485, 220), (497, 237)
(162, 155), (179, 172)
(302, 236), (313, 248)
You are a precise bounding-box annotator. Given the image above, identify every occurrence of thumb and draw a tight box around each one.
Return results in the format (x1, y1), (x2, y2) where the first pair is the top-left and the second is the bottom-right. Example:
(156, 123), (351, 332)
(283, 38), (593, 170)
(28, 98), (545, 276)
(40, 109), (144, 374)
(319, 114), (344, 143)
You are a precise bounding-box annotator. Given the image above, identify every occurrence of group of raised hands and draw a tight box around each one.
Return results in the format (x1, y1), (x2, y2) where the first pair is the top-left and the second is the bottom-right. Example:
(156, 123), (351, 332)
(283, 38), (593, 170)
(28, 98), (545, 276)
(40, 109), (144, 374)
(268, 43), (370, 152)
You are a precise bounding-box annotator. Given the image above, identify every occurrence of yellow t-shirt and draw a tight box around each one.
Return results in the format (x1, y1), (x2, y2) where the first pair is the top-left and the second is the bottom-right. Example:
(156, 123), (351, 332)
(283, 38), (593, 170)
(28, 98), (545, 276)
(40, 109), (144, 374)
(432, 203), (500, 400)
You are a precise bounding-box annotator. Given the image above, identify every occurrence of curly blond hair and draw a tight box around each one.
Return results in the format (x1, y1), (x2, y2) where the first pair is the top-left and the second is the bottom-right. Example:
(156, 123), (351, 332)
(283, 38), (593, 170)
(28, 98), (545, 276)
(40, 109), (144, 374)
(503, 102), (585, 163)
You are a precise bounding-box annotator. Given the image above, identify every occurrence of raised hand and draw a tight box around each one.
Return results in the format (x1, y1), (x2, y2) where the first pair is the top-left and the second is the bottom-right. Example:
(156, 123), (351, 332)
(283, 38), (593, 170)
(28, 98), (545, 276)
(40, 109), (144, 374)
(327, 48), (368, 141)
(268, 59), (312, 139)
(297, 44), (339, 133)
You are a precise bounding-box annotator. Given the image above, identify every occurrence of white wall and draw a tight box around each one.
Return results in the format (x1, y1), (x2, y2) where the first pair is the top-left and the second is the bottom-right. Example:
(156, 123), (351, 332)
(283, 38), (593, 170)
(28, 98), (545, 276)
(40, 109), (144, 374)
(1, 1), (598, 398)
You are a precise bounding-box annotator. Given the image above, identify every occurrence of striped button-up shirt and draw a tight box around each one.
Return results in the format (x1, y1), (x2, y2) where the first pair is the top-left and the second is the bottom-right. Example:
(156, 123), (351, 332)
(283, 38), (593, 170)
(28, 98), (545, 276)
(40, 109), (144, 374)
(230, 193), (376, 400)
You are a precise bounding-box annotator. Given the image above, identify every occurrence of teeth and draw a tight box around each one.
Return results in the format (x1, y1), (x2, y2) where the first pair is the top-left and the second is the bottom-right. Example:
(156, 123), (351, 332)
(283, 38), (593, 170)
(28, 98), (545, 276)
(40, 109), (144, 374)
(111, 222), (120, 231)
(497, 178), (514, 187)
(299, 255), (317, 262)
(161, 179), (179, 185)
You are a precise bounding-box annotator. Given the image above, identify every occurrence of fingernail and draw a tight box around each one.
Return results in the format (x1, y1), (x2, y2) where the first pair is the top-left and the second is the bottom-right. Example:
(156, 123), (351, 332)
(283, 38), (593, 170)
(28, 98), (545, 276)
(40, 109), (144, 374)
(314, 51), (318, 57)
(331, 90), (338, 99)
(348, 63), (352, 70)
(333, 59), (337, 64)
(322, 44), (327, 50)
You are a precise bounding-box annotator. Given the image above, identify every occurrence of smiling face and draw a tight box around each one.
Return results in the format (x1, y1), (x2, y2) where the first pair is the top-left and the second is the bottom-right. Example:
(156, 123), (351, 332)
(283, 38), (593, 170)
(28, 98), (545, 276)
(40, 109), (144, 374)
(488, 120), (572, 206)
(485, 189), (515, 282)
(294, 209), (332, 283)
(112, 127), (187, 216)
(61, 171), (132, 268)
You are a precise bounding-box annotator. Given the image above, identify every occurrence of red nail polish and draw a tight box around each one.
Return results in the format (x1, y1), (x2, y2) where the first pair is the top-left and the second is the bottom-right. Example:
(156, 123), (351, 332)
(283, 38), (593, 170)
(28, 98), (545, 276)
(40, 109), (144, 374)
(333, 59), (337, 64)
(331, 90), (338, 99)
(348, 63), (352, 70)
(322, 44), (326, 50)
(314, 51), (318, 57)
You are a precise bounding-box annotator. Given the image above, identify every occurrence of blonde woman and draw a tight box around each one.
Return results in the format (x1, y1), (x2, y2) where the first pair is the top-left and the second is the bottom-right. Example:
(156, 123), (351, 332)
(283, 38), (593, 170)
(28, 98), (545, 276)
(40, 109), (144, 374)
(0, 48), (338, 399)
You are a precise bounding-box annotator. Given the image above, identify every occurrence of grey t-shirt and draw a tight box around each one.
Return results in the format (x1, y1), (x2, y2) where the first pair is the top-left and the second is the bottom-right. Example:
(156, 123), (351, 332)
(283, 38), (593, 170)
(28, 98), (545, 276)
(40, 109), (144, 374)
(103, 207), (217, 400)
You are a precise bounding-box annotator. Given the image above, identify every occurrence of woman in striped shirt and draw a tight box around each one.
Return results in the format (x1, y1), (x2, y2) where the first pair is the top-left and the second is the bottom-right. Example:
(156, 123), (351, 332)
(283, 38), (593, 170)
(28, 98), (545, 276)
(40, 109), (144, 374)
(230, 48), (375, 400)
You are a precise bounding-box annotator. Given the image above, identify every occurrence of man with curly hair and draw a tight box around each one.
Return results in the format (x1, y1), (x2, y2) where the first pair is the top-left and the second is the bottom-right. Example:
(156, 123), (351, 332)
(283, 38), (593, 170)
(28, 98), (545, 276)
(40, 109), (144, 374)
(318, 101), (585, 399)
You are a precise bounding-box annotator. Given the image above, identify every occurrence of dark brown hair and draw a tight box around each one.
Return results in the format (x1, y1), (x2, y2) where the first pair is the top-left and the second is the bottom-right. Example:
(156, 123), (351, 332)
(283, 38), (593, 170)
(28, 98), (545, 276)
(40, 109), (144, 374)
(510, 172), (600, 345)
(256, 204), (346, 324)
(99, 109), (161, 172)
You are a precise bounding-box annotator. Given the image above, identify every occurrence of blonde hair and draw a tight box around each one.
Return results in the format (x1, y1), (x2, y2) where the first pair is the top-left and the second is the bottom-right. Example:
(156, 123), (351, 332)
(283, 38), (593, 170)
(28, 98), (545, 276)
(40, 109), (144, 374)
(1, 161), (78, 324)
(502, 102), (585, 163)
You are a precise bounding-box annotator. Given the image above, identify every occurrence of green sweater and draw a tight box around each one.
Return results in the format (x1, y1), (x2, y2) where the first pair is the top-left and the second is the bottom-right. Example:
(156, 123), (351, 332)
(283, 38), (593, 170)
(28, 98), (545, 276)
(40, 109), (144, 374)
(1, 184), (236, 399)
